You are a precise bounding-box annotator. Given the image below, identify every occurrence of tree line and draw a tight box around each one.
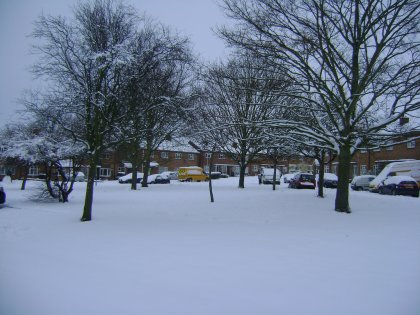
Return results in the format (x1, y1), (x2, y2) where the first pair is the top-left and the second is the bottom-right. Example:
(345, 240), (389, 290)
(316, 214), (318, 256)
(1, 0), (418, 220)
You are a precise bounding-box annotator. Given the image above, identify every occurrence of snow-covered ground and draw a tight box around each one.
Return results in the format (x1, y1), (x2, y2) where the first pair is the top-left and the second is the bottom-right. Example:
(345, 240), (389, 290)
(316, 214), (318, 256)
(1, 177), (419, 315)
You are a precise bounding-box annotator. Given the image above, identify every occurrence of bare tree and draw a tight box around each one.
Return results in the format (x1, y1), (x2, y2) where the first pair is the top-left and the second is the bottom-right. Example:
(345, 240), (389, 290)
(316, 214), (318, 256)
(116, 21), (195, 190)
(220, 0), (420, 212)
(31, 0), (137, 220)
(201, 53), (290, 188)
(0, 114), (85, 202)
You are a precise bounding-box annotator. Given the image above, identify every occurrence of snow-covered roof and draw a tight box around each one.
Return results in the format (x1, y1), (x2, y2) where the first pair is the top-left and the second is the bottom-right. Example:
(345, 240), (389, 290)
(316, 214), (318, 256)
(316, 173), (338, 180)
(157, 139), (200, 153)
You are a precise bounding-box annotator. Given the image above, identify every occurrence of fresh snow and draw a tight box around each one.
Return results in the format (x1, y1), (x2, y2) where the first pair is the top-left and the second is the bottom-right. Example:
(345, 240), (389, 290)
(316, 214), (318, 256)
(0, 177), (419, 315)
(383, 175), (417, 185)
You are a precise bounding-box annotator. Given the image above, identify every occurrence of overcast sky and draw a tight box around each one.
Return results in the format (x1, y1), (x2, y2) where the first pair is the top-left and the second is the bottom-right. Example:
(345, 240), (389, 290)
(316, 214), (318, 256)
(0, 0), (229, 126)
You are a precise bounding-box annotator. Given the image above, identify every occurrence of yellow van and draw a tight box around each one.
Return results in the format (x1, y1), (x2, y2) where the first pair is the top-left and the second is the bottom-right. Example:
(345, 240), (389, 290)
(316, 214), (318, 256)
(178, 167), (208, 182)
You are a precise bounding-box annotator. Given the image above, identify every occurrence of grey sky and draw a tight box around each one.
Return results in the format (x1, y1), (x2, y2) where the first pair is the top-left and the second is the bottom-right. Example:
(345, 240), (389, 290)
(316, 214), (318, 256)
(0, 0), (229, 126)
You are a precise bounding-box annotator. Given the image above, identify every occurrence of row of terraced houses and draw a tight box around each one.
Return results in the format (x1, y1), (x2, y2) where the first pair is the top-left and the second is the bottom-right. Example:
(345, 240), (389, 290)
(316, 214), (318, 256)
(1, 134), (419, 181)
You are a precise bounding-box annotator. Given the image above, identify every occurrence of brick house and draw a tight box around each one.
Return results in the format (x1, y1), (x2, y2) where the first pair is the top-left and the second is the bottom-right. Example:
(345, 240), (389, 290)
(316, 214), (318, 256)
(349, 136), (419, 177)
(2, 135), (418, 181)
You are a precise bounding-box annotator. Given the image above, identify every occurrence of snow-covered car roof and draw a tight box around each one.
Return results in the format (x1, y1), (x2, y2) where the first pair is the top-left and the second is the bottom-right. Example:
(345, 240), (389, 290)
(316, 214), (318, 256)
(316, 173), (338, 180)
(351, 175), (375, 184)
(383, 176), (417, 185)
(283, 173), (296, 179)
(119, 172), (144, 181)
(353, 175), (376, 179)
(261, 168), (280, 175)
(160, 171), (177, 179)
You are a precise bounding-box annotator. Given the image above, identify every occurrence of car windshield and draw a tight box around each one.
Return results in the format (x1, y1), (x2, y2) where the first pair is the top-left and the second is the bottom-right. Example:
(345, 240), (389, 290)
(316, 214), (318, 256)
(301, 174), (314, 181)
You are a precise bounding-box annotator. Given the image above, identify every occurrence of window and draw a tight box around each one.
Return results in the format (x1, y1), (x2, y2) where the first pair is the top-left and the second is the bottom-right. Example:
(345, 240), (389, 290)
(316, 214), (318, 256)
(361, 165), (367, 175)
(407, 140), (416, 149)
(0, 166), (5, 175)
(386, 145), (394, 151)
(150, 151), (154, 158)
(100, 168), (111, 177)
(352, 165), (358, 177)
(234, 166), (240, 175)
(253, 165), (258, 172)
(324, 165), (330, 173)
(101, 152), (111, 159)
(161, 152), (169, 159)
(373, 164), (380, 175)
(360, 149), (367, 154)
(219, 153), (226, 159)
(28, 166), (39, 176)
(175, 153), (182, 160)
(205, 153), (212, 159)
(188, 153), (195, 160)
(373, 147), (380, 152)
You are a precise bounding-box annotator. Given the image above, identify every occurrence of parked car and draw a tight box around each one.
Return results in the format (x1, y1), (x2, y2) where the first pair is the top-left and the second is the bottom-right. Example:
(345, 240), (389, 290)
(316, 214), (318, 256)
(288, 173), (316, 189)
(210, 172), (222, 179)
(178, 167), (208, 182)
(317, 173), (338, 188)
(160, 171), (178, 180)
(147, 174), (170, 184)
(0, 183), (5, 204)
(369, 160), (420, 192)
(378, 176), (419, 197)
(351, 175), (376, 191)
(283, 173), (296, 183)
(67, 171), (85, 182)
(118, 172), (144, 184)
(258, 168), (281, 184)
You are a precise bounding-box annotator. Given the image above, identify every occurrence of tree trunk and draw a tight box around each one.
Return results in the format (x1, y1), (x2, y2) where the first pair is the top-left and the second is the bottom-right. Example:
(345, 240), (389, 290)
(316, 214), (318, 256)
(45, 162), (58, 199)
(142, 153), (151, 188)
(130, 154), (138, 191)
(238, 164), (246, 189)
(272, 159), (277, 191)
(317, 156), (325, 198)
(142, 133), (153, 188)
(21, 165), (29, 190)
(81, 157), (98, 221)
(61, 190), (69, 203)
(335, 145), (352, 213)
(130, 141), (141, 190)
(208, 149), (215, 202)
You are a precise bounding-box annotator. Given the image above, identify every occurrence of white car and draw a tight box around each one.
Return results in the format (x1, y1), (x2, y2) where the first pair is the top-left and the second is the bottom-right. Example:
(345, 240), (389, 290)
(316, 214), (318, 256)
(118, 172), (144, 184)
(283, 173), (296, 183)
(258, 168), (281, 184)
(351, 175), (375, 191)
(147, 174), (170, 184)
(160, 171), (178, 180)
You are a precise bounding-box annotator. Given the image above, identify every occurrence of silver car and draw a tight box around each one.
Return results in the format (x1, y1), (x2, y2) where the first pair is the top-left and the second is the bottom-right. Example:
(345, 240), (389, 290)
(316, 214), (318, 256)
(351, 175), (375, 191)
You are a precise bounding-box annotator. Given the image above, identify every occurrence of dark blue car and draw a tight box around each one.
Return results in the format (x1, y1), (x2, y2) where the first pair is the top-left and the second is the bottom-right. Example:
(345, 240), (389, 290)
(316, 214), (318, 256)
(378, 176), (419, 197)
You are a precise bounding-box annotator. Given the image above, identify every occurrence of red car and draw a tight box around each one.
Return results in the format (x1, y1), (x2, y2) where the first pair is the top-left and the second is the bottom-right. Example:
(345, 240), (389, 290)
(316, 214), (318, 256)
(288, 173), (316, 189)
